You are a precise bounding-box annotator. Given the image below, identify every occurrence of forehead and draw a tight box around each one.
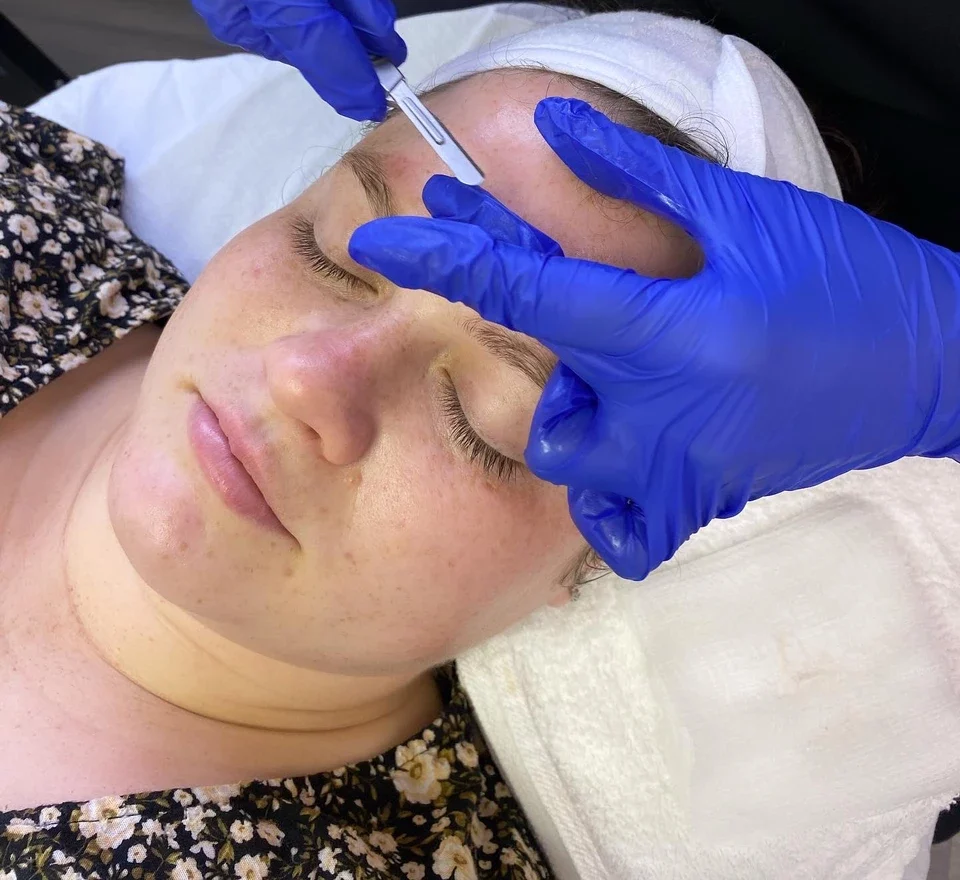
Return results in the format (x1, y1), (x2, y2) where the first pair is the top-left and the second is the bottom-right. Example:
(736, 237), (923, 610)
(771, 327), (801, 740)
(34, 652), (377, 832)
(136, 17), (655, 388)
(351, 70), (696, 277)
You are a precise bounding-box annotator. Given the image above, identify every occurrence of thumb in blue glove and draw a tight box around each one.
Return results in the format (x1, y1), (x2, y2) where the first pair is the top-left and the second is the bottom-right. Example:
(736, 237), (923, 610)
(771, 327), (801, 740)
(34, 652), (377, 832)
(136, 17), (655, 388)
(192, 0), (406, 121)
(350, 97), (960, 580)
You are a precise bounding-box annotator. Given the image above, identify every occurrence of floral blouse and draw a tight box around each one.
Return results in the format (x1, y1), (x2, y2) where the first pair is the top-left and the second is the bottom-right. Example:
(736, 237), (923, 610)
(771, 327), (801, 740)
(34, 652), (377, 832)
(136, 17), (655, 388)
(0, 103), (552, 880)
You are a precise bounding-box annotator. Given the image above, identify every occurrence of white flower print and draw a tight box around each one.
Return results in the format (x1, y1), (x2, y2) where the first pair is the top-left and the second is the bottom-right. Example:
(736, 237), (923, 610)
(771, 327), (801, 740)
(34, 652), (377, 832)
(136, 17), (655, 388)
(230, 819), (254, 843)
(478, 797), (497, 818)
(183, 805), (214, 840)
(0, 153), (8, 173)
(12, 260), (31, 282)
(7, 213), (38, 243)
(76, 796), (139, 849)
(97, 279), (129, 318)
(38, 807), (60, 826)
(256, 819), (285, 847)
(64, 216), (84, 234)
(0, 245), (9, 258)
(61, 132), (94, 162)
(60, 251), (76, 272)
(470, 815), (496, 855)
(78, 262), (104, 283)
(40, 237), (61, 255)
(127, 844), (148, 863)
(0, 293), (9, 330)
(171, 856), (203, 880)
(345, 831), (367, 857)
(366, 851), (388, 872)
(501, 848), (519, 865)
(18, 289), (62, 322)
(29, 192), (56, 215)
(369, 830), (397, 854)
(57, 350), (87, 371)
(392, 746), (451, 804)
(433, 836), (477, 880)
(318, 847), (339, 873)
(455, 742), (478, 768)
(235, 853), (270, 880)
(401, 864), (426, 880)
(191, 839), (216, 860)
(327, 824), (343, 841)
(173, 790), (194, 807)
(101, 210), (131, 243)
(194, 783), (241, 809)
(140, 818), (163, 844)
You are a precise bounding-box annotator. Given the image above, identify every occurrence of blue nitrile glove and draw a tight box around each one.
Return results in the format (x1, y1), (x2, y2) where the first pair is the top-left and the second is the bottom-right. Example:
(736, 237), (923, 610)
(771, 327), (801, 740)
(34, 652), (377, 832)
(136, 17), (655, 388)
(192, 0), (406, 121)
(349, 97), (960, 580)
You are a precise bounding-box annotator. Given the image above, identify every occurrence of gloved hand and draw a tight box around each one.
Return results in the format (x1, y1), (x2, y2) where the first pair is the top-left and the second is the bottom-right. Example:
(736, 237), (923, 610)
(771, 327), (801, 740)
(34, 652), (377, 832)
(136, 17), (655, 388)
(192, 0), (406, 121)
(349, 97), (960, 580)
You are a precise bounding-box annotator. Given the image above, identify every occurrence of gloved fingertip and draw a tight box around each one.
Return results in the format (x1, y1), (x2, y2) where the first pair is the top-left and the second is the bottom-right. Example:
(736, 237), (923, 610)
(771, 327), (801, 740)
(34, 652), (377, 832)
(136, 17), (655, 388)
(571, 490), (651, 580)
(348, 219), (391, 265)
(421, 175), (470, 218)
(535, 96), (593, 121)
(385, 31), (407, 65)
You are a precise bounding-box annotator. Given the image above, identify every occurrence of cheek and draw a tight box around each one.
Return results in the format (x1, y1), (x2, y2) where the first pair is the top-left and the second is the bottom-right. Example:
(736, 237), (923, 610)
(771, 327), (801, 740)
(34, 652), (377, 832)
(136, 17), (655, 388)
(342, 443), (577, 661)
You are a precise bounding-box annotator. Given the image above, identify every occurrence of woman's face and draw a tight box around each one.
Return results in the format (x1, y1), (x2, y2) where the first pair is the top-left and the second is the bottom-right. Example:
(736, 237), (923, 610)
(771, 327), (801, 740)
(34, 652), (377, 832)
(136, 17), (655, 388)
(107, 71), (698, 676)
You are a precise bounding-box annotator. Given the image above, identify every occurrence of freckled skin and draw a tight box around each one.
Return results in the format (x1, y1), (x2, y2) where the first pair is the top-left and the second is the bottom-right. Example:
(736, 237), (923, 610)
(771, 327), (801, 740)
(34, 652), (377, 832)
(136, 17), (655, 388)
(99, 70), (699, 677)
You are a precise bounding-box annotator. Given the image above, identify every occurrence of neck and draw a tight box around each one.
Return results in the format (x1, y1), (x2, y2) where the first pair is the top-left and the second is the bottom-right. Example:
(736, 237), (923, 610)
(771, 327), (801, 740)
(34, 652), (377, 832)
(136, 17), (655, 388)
(62, 423), (440, 738)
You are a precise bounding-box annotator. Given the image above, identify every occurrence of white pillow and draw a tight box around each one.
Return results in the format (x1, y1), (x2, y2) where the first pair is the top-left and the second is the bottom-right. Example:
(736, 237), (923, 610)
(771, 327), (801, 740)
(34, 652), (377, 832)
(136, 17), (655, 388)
(29, 3), (574, 282)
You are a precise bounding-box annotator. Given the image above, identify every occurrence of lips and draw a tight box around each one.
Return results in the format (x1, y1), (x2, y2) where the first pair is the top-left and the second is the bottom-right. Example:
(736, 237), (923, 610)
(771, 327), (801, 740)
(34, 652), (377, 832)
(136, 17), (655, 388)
(187, 396), (287, 533)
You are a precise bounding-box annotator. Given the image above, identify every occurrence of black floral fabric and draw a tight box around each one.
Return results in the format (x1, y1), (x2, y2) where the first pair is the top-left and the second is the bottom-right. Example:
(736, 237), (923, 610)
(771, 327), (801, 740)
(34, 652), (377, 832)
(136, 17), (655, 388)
(0, 104), (552, 879)
(0, 101), (186, 416)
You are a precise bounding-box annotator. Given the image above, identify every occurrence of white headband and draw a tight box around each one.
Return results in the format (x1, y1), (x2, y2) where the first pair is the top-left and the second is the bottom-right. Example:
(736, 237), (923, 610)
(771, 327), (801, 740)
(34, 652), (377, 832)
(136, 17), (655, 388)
(426, 10), (841, 198)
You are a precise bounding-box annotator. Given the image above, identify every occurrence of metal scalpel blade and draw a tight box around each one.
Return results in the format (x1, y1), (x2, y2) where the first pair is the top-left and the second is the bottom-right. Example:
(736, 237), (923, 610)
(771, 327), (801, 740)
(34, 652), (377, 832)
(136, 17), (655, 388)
(373, 59), (484, 187)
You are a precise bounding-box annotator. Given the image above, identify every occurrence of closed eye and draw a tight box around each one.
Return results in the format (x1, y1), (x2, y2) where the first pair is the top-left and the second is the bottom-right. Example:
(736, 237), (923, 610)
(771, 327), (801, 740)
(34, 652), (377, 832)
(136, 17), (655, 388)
(290, 214), (371, 294)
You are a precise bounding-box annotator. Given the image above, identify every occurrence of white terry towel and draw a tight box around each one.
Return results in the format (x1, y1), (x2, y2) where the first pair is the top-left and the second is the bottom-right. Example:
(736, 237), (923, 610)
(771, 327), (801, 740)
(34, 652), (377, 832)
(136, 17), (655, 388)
(440, 11), (960, 880)
(461, 457), (960, 879)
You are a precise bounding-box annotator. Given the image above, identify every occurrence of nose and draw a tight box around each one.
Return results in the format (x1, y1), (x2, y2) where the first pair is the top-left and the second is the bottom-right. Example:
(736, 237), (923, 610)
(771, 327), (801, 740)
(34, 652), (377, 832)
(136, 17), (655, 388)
(263, 316), (405, 466)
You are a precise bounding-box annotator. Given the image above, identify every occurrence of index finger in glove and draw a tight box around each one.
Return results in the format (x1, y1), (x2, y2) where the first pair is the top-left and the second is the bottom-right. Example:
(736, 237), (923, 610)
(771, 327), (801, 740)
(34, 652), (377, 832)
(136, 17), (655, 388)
(349, 215), (683, 355)
(536, 97), (727, 256)
(421, 176), (563, 257)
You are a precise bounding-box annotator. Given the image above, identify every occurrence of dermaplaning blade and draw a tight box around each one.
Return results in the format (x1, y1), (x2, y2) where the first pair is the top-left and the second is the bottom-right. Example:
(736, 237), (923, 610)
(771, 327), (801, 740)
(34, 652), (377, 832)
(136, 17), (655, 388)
(372, 58), (484, 187)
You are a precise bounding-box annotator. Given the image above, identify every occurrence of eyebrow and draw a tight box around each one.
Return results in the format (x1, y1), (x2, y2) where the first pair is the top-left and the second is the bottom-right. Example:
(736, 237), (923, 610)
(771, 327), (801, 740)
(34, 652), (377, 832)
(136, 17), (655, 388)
(342, 147), (395, 219)
(343, 147), (556, 389)
(461, 316), (556, 390)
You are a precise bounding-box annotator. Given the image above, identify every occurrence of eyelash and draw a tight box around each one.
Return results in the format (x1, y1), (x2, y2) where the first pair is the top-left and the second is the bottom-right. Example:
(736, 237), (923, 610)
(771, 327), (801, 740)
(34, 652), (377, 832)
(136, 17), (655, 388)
(439, 374), (520, 482)
(290, 214), (366, 292)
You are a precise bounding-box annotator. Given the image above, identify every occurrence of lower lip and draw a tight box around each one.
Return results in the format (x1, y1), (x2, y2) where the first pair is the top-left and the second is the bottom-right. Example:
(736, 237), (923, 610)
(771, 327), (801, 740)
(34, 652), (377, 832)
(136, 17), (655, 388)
(188, 397), (285, 533)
